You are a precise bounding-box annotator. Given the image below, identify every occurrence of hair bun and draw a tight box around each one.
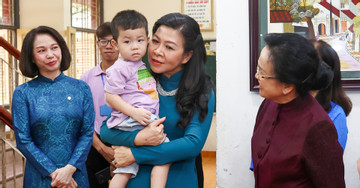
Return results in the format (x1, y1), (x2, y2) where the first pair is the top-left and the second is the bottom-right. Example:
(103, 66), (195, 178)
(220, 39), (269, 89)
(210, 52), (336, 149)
(306, 61), (334, 90)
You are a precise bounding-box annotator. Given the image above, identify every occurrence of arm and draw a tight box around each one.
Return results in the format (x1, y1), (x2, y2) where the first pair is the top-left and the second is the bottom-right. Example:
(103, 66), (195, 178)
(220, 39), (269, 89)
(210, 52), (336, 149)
(80, 70), (115, 163)
(100, 116), (165, 147)
(100, 115), (139, 147)
(331, 111), (348, 150)
(92, 132), (114, 163)
(67, 83), (95, 170)
(105, 64), (151, 125)
(131, 91), (215, 165)
(250, 157), (254, 171)
(303, 121), (345, 187)
(106, 92), (151, 125)
(12, 87), (57, 177)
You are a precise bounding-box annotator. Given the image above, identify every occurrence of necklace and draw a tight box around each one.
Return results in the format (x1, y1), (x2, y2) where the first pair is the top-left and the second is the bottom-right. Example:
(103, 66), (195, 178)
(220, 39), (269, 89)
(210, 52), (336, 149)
(157, 82), (178, 96)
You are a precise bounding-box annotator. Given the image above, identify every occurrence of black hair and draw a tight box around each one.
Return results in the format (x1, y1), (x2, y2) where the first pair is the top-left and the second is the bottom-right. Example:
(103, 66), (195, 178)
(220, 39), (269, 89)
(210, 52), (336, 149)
(96, 22), (112, 39)
(264, 33), (333, 97)
(20, 26), (71, 78)
(111, 9), (148, 42)
(151, 13), (213, 129)
(314, 40), (352, 116)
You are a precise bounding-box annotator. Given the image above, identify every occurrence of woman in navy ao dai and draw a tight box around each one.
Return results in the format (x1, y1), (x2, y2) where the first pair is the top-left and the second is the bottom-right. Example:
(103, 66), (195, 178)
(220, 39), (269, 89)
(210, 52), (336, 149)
(12, 26), (94, 188)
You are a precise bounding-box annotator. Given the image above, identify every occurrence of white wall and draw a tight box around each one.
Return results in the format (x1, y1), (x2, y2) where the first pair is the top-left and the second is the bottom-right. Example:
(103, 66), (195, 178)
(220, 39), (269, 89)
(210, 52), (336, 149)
(19, 0), (217, 39)
(104, 0), (216, 40)
(217, 0), (259, 187)
(217, 0), (360, 187)
(20, 0), (71, 33)
(344, 91), (360, 187)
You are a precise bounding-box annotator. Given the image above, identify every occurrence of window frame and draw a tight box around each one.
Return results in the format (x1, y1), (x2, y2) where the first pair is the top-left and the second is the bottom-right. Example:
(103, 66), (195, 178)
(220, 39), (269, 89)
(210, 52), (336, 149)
(70, 0), (103, 79)
(70, 0), (103, 32)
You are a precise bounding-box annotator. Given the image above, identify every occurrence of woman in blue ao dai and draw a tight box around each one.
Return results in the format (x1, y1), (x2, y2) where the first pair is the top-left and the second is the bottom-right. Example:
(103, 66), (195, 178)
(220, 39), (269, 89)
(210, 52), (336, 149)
(12, 26), (94, 188)
(100, 13), (215, 188)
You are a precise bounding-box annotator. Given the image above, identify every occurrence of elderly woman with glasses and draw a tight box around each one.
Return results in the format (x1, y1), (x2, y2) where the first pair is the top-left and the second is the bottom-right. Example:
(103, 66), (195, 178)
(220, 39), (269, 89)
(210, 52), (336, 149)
(251, 33), (345, 188)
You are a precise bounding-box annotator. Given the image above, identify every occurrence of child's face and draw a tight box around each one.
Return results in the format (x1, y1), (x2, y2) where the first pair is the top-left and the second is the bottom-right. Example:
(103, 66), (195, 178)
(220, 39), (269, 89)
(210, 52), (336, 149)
(116, 28), (148, 62)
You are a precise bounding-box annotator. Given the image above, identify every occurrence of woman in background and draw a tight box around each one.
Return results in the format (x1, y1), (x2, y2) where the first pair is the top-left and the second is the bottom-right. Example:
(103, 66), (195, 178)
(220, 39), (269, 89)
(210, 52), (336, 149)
(252, 33), (344, 187)
(313, 40), (352, 150)
(12, 26), (94, 188)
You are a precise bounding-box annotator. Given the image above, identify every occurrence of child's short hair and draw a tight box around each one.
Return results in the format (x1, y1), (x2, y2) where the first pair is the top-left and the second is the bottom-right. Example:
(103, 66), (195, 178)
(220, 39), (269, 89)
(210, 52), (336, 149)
(111, 9), (148, 42)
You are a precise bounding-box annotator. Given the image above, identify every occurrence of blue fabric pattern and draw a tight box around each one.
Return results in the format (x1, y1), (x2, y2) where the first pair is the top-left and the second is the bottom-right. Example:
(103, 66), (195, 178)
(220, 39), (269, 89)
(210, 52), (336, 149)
(12, 73), (94, 188)
(100, 71), (215, 188)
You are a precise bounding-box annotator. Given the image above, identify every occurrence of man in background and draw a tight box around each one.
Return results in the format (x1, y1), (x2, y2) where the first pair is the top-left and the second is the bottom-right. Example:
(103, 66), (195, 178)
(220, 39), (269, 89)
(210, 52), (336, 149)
(80, 22), (119, 188)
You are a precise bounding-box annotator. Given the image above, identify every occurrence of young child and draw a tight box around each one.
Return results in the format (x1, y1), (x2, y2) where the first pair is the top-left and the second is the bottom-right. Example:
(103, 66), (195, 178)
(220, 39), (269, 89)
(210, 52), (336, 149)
(104, 10), (170, 188)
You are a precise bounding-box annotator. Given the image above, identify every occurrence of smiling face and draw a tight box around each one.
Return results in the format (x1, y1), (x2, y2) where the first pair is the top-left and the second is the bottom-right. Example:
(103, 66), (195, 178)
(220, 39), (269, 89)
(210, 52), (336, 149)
(148, 25), (193, 78)
(32, 33), (62, 79)
(116, 27), (148, 62)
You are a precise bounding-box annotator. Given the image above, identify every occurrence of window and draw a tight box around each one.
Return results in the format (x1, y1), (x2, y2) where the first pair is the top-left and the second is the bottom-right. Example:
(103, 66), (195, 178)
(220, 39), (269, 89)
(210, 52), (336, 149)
(75, 31), (96, 78)
(0, 0), (18, 106)
(71, 0), (102, 79)
(72, 0), (100, 30)
(340, 0), (349, 9)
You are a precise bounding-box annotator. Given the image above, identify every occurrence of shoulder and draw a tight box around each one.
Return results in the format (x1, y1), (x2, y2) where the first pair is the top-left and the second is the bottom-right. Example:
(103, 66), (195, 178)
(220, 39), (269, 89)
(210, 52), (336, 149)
(13, 83), (27, 98)
(328, 102), (346, 120)
(80, 65), (99, 81)
(12, 81), (38, 104)
(123, 60), (146, 71)
(64, 76), (90, 90)
(13, 79), (37, 95)
(64, 77), (93, 100)
(106, 59), (129, 75)
(203, 89), (215, 112)
(78, 79), (91, 92)
(110, 59), (129, 69)
(304, 98), (335, 131)
(308, 120), (335, 135)
(128, 60), (145, 71)
(302, 95), (331, 120)
(208, 89), (215, 103)
(305, 120), (338, 147)
(138, 60), (146, 67)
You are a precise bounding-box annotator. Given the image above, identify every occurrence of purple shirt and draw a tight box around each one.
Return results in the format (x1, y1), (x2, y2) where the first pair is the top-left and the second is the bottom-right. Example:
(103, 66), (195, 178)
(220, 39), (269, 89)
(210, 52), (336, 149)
(80, 62), (109, 134)
(104, 58), (159, 128)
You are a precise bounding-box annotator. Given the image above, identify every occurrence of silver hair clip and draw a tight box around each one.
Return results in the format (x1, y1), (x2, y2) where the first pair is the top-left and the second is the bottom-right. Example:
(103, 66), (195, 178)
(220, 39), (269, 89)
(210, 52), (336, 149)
(301, 72), (313, 84)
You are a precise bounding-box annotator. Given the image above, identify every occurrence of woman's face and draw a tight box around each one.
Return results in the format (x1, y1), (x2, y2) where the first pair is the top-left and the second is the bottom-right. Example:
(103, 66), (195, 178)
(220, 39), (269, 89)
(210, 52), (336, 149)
(148, 25), (192, 78)
(255, 46), (285, 101)
(33, 33), (62, 78)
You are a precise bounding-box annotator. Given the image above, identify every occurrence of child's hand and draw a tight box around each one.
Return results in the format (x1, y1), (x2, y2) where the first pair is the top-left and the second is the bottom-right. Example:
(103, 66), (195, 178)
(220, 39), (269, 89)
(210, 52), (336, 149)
(132, 108), (152, 126)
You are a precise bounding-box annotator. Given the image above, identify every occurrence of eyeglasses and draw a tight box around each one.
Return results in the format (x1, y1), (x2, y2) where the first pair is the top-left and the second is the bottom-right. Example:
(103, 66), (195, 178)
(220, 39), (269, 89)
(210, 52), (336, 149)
(98, 39), (114, 47)
(256, 66), (277, 80)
